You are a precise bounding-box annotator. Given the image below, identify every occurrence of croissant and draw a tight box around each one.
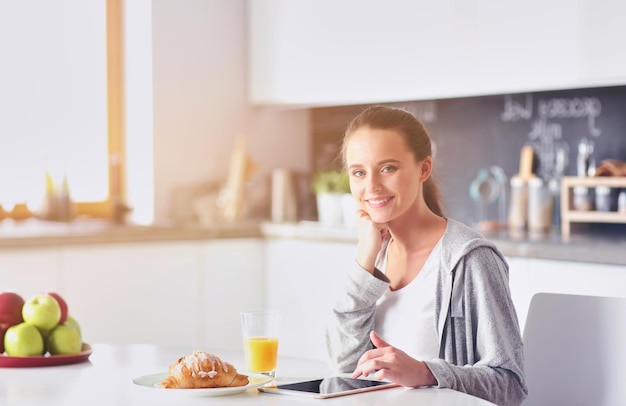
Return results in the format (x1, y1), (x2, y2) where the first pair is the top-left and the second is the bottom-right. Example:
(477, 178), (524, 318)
(159, 350), (249, 389)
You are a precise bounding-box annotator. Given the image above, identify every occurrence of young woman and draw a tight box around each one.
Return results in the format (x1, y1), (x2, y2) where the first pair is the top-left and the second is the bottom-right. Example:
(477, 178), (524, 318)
(325, 106), (527, 405)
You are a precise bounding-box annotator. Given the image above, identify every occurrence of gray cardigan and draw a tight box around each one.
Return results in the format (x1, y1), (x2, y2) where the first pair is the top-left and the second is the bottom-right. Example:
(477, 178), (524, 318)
(325, 218), (528, 406)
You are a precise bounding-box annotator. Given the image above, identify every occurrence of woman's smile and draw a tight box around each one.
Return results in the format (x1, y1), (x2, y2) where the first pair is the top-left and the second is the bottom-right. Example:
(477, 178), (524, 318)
(366, 196), (395, 208)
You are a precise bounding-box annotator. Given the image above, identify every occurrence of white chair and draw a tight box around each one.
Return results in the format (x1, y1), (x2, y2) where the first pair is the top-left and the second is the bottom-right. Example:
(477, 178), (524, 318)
(522, 293), (626, 406)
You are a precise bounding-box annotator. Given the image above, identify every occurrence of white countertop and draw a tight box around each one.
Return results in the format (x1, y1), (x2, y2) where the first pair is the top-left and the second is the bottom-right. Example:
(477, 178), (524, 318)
(0, 344), (495, 406)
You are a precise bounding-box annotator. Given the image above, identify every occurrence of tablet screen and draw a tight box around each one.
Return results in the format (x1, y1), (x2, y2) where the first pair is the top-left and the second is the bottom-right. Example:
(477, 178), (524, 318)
(259, 377), (398, 398)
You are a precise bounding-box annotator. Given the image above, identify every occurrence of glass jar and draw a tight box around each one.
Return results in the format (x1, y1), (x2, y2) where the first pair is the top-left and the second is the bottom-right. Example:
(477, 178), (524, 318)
(595, 186), (612, 212)
(573, 186), (593, 211)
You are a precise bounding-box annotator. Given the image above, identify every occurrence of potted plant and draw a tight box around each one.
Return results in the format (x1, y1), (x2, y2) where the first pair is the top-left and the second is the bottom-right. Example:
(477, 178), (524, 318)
(311, 170), (355, 227)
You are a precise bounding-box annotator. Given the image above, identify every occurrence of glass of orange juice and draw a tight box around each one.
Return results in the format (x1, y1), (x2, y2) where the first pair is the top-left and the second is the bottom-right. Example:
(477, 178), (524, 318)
(240, 311), (280, 378)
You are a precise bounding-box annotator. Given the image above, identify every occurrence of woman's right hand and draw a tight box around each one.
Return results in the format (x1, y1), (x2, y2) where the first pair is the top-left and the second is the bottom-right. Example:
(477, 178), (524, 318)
(355, 209), (388, 273)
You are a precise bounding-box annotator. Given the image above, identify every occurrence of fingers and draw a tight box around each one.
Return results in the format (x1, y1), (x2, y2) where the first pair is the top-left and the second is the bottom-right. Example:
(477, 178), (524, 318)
(352, 331), (391, 379)
(352, 349), (392, 379)
(351, 332), (437, 388)
(370, 330), (390, 349)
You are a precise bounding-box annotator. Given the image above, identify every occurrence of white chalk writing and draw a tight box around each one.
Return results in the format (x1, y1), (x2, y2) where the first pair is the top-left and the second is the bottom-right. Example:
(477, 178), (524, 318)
(501, 94), (603, 179)
(501, 95), (533, 122)
(537, 97), (601, 137)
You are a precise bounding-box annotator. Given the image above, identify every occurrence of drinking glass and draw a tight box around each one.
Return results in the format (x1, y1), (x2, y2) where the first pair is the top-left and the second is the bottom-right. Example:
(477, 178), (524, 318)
(240, 311), (280, 378)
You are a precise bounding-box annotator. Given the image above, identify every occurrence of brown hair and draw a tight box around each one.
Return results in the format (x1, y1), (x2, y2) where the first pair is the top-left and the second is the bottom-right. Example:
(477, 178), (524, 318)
(341, 105), (444, 217)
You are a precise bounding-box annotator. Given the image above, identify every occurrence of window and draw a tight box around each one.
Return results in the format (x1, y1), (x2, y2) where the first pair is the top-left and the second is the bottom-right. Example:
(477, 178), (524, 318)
(0, 0), (123, 220)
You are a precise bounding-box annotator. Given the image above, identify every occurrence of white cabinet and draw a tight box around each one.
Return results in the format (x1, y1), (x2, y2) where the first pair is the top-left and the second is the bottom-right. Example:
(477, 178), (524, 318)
(4, 235), (624, 356)
(263, 238), (626, 356)
(248, 0), (626, 106)
(61, 242), (201, 347)
(0, 239), (265, 349)
(197, 239), (265, 351)
(0, 247), (61, 297)
(506, 256), (626, 333)
(264, 239), (355, 362)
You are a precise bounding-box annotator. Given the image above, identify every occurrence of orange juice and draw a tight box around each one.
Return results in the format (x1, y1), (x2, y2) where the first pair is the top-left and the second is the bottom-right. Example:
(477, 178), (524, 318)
(244, 336), (279, 372)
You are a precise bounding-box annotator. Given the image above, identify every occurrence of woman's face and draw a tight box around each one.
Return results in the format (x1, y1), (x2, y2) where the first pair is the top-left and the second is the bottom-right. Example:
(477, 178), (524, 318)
(345, 127), (428, 224)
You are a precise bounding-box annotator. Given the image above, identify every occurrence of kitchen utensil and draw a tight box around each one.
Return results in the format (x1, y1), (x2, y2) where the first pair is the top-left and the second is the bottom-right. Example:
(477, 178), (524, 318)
(470, 166), (508, 231)
(470, 168), (499, 204)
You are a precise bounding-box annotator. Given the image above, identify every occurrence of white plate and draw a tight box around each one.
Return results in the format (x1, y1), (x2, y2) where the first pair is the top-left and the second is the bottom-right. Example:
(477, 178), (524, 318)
(132, 372), (272, 397)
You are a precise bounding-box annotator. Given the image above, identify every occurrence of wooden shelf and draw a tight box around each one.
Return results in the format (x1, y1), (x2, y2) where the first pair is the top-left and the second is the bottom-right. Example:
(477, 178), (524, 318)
(561, 176), (626, 241)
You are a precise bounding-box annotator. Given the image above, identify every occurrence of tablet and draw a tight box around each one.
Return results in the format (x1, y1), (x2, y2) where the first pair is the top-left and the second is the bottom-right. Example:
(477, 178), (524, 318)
(258, 376), (399, 399)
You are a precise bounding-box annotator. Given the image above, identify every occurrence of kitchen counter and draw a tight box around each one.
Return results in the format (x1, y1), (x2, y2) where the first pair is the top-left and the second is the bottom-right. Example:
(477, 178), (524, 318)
(0, 218), (261, 249)
(0, 218), (623, 266)
(261, 221), (626, 267)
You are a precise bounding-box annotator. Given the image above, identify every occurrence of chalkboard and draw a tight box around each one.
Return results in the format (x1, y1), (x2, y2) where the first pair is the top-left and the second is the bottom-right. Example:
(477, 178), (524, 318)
(311, 85), (626, 227)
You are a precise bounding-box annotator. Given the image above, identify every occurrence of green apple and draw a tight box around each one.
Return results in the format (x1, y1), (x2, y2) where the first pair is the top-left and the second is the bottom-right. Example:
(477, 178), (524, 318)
(63, 316), (82, 339)
(22, 294), (61, 331)
(43, 292), (69, 324)
(4, 322), (44, 356)
(46, 325), (82, 355)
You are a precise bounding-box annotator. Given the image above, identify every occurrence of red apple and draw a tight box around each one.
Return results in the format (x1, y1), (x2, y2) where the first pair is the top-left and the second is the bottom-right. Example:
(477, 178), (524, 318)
(1, 326), (6, 353)
(43, 292), (68, 324)
(0, 291), (25, 329)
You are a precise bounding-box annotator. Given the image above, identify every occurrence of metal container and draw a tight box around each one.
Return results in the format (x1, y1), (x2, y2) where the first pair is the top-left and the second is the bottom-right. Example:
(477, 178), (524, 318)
(508, 176), (528, 230)
(528, 178), (553, 231)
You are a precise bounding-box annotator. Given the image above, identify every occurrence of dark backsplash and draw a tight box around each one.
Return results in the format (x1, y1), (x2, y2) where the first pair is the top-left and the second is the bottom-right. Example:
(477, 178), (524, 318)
(311, 85), (626, 227)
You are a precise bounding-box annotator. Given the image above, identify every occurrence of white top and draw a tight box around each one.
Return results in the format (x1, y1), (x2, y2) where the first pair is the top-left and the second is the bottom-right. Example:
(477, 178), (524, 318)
(375, 239), (442, 361)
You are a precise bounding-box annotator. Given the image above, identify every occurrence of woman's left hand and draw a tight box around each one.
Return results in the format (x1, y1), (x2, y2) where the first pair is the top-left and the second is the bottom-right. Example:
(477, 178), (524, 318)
(352, 331), (437, 388)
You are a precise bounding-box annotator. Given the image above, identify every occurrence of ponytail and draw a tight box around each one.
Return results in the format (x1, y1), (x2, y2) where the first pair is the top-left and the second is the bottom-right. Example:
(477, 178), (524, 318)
(423, 177), (444, 217)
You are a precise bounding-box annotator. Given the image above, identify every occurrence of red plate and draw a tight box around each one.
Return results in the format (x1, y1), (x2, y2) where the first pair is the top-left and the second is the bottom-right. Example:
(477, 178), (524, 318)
(0, 343), (92, 368)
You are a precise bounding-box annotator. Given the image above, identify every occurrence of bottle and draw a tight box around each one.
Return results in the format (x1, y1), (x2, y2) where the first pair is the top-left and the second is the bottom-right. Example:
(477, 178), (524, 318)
(508, 177), (527, 230)
(57, 172), (76, 222)
(618, 191), (626, 214)
(528, 178), (553, 232)
(548, 178), (561, 228)
(40, 167), (58, 220)
(271, 169), (298, 223)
